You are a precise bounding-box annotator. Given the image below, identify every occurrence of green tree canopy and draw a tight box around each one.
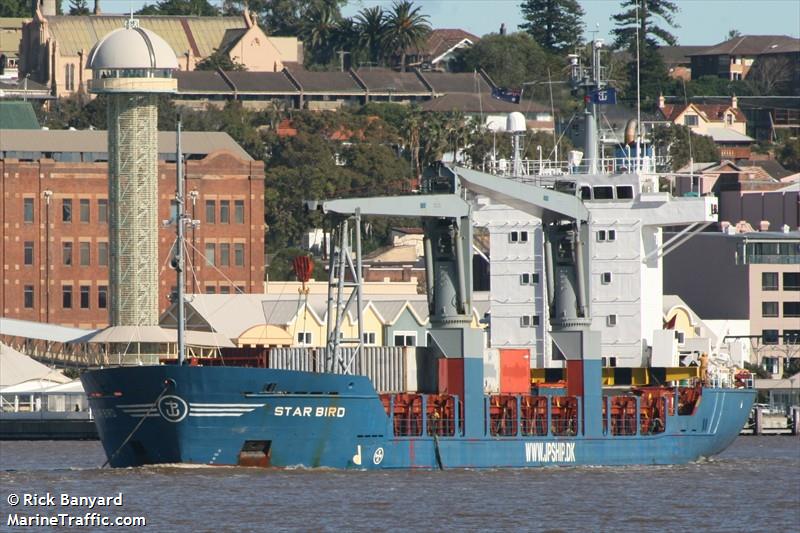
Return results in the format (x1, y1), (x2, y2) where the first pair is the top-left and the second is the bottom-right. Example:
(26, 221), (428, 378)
(0, 0), (29, 17)
(355, 6), (386, 65)
(519, 0), (584, 54)
(455, 32), (552, 90)
(651, 124), (720, 170)
(223, 0), (347, 37)
(612, 0), (679, 49)
(137, 0), (219, 15)
(195, 50), (246, 72)
(68, 0), (90, 15)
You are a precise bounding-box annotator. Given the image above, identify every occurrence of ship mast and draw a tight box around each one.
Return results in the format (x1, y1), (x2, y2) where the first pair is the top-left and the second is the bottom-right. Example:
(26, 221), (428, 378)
(174, 117), (186, 365)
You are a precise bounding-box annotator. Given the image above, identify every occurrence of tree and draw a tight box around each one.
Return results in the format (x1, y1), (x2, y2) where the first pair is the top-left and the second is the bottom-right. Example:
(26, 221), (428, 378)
(455, 32), (551, 90)
(301, 2), (341, 66)
(381, 0), (430, 72)
(651, 124), (720, 170)
(355, 6), (386, 65)
(68, 0), (90, 15)
(136, 0), (219, 15)
(612, 0), (679, 49)
(777, 138), (800, 172)
(519, 0), (584, 54)
(195, 50), (246, 72)
(726, 29), (742, 40)
(223, 0), (347, 37)
(0, 0), (28, 17)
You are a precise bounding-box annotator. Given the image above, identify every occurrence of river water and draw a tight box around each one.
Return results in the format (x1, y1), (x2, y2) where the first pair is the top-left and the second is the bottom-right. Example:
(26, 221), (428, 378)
(1, 437), (798, 532)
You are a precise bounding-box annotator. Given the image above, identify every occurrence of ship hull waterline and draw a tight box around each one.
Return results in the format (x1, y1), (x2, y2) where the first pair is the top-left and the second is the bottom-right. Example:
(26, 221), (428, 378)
(82, 366), (755, 469)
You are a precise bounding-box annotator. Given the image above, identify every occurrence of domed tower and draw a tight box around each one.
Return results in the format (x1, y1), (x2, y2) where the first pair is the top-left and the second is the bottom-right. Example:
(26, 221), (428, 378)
(87, 17), (178, 327)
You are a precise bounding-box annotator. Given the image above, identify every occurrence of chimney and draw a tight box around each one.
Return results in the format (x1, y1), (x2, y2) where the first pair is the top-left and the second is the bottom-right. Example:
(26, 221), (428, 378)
(759, 220), (770, 232)
(731, 94), (738, 109)
(93, 0), (101, 15)
(658, 93), (665, 109)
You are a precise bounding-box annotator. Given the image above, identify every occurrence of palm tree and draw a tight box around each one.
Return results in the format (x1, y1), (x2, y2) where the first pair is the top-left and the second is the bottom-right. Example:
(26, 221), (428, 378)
(302, 3), (340, 66)
(381, 1), (430, 72)
(332, 17), (359, 69)
(355, 6), (386, 66)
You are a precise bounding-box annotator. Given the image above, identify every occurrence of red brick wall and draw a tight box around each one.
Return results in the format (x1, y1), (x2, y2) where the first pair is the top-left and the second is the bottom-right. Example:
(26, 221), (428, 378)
(1, 151), (265, 328)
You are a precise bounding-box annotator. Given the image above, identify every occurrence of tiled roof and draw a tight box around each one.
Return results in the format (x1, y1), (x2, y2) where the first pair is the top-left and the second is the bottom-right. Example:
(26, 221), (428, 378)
(409, 28), (480, 59)
(175, 70), (232, 92)
(353, 68), (429, 93)
(689, 35), (800, 57)
(0, 101), (39, 129)
(659, 45), (706, 65)
(285, 67), (362, 92)
(733, 159), (794, 180)
(422, 71), (492, 93)
(225, 71), (298, 93)
(45, 15), (249, 58)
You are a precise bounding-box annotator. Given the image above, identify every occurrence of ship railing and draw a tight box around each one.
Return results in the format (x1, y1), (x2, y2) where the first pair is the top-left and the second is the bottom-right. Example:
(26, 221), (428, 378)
(481, 155), (671, 180)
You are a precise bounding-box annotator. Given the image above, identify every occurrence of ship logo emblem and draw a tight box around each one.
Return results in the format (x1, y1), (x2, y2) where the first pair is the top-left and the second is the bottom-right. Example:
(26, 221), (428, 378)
(158, 395), (189, 423)
(372, 447), (384, 465)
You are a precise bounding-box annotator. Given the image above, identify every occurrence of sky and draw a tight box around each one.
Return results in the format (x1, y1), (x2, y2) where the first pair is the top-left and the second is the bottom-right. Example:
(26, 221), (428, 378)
(81, 0), (800, 46)
(342, 0), (800, 45)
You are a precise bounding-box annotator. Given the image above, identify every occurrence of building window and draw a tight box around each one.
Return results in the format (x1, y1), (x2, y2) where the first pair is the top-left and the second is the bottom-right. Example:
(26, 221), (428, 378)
(80, 285), (90, 309)
(684, 115), (698, 127)
(234, 200), (245, 224)
(62, 242), (73, 266)
(726, 114), (734, 126)
(23, 241), (34, 266)
(601, 272), (612, 284)
(220, 243), (230, 267)
(205, 200), (216, 223)
(220, 200), (230, 224)
(98, 285), (107, 309)
(62, 285), (73, 309)
(24, 285), (34, 308)
(205, 243), (216, 266)
(79, 242), (90, 266)
(393, 332), (417, 346)
(62, 199), (72, 223)
(783, 302), (800, 318)
(509, 231), (528, 243)
(762, 301), (779, 317)
(784, 330), (800, 345)
(23, 198), (34, 223)
(220, 286), (230, 294)
(762, 329), (780, 345)
(607, 314), (617, 327)
(234, 243), (244, 266)
(297, 332), (312, 346)
(675, 331), (685, 344)
(98, 199), (108, 223)
(206, 285), (216, 294)
(363, 332), (376, 345)
(79, 199), (90, 223)
(98, 242), (108, 266)
(783, 272), (800, 291)
(762, 272), (778, 291)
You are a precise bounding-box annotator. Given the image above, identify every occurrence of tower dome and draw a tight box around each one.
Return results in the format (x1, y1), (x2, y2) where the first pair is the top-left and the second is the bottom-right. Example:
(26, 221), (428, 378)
(87, 19), (178, 71)
(87, 18), (178, 94)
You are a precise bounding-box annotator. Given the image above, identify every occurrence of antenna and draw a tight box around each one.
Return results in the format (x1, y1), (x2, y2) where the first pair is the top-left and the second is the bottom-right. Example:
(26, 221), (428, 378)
(634, 0), (642, 173)
(175, 116), (186, 365)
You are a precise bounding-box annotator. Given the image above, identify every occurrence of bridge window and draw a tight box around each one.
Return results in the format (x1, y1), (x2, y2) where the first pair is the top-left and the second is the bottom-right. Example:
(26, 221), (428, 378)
(593, 186), (614, 200)
(607, 314), (617, 326)
(601, 272), (612, 284)
(616, 185), (634, 199)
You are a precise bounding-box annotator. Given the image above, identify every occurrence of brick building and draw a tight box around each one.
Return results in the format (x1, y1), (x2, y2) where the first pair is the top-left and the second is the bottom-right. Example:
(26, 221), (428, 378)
(1, 129), (265, 328)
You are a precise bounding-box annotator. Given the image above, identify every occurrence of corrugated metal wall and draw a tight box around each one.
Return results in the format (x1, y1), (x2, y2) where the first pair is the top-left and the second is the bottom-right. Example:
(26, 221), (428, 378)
(268, 346), (411, 392)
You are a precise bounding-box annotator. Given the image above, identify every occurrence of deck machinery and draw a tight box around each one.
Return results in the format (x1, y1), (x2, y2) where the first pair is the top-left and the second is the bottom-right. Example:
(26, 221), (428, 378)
(322, 165), (604, 438)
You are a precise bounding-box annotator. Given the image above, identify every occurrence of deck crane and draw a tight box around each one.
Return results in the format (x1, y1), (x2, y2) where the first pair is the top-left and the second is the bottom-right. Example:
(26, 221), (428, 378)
(319, 165), (605, 438)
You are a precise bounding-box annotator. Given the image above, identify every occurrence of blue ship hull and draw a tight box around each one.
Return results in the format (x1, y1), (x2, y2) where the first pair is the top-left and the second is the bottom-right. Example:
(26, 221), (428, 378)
(82, 366), (755, 469)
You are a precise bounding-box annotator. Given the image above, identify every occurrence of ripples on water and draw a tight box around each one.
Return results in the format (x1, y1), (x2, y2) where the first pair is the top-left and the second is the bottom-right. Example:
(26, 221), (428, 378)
(1, 437), (798, 532)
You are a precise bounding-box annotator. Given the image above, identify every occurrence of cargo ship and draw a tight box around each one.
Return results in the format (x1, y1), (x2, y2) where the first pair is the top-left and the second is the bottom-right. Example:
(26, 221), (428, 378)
(82, 40), (755, 469)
